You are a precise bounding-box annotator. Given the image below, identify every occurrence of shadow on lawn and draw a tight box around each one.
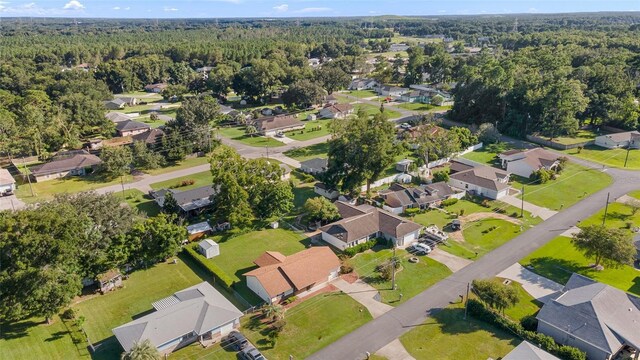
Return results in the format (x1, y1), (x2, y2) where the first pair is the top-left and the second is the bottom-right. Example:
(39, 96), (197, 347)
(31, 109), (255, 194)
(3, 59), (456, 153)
(628, 277), (640, 295)
(0, 319), (44, 340)
(526, 257), (591, 284)
(433, 307), (521, 345)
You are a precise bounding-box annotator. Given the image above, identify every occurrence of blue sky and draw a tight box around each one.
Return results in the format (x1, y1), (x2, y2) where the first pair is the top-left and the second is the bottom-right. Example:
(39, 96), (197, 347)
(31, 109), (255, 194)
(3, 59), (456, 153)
(0, 0), (638, 18)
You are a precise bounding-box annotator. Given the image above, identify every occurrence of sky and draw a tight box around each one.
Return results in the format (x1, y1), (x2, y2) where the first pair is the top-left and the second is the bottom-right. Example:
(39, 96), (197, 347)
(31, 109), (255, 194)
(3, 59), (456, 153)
(0, 0), (638, 18)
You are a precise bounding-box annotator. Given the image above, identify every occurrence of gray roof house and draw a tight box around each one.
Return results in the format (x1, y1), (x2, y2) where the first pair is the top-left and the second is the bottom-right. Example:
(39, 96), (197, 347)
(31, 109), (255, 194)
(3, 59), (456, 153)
(112, 282), (242, 355)
(448, 159), (510, 200)
(150, 185), (218, 214)
(503, 341), (559, 360)
(105, 98), (126, 110)
(300, 157), (328, 175)
(379, 182), (462, 214)
(115, 119), (151, 137)
(30, 151), (102, 183)
(106, 112), (132, 123)
(536, 273), (640, 360)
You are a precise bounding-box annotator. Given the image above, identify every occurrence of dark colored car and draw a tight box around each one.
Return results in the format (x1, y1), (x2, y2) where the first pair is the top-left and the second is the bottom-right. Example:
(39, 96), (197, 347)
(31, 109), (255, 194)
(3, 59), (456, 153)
(226, 330), (248, 351)
(240, 346), (266, 360)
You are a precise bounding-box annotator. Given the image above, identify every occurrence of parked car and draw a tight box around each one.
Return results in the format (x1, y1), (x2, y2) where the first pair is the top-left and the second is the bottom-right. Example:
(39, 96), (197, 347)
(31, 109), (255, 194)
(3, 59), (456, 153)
(409, 242), (432, 255)
(275, 131), (285, 138)
(449, 219), (461, 231)
(226, 330), (248, 350)
(240, 346), (266, 360)
(400, 122), (412, 129)
(420, 239), (438, 249)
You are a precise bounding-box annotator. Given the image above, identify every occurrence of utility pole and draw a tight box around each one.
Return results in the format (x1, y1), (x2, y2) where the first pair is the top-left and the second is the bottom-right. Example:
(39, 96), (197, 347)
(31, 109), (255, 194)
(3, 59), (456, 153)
(266, 145), (270, 159)
(624, 146), (631, 168)
(520, 185), (525, 218)
(602, 192), (610, 227)
(391, 243), (397, 290)
(120, 174), (125, 199)
(463, 282), (471, 320)
(22, 157), (34, 197)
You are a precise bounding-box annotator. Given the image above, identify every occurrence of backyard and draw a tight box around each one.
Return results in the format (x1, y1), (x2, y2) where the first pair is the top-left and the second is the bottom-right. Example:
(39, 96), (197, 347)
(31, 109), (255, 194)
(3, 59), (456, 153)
(217, 126), (285, 147)
(350, 248), (452, 305)
(116, 189), (160, 217)
(563, 145), (640, 169)
(400, 303), (519, 360)
(520, 236), (640, 296)
(242, 292), (372, 360)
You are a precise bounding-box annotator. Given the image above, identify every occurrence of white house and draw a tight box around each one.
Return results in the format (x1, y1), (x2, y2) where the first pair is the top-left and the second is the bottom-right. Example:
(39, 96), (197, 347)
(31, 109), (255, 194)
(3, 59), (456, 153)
(348, 78), (379, 91)
(498, 148), (560, 178)
(314, 182), (339, 200)
(244, 247), (340, 304)
(318, 104), (354, 119)
(320, 202), (423, 250)
(198, 239), (220, 259)
(251, 115), (305, 136)
(448, 159), (510, 200)
(377, 85), (409, 97)
(300, 158), (328, 175)
(0, 168), (16, 195)
(595, 131), (640, 149)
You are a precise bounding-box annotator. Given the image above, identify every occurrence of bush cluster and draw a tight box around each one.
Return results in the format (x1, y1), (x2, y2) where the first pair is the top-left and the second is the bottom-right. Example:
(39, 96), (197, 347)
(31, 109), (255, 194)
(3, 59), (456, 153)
(172, 179), (196, 188)
(441, 198), (459, 207)
(467, 299), (586, 360)
(183, 245), (235, 290)
(343, 239), (379, 257)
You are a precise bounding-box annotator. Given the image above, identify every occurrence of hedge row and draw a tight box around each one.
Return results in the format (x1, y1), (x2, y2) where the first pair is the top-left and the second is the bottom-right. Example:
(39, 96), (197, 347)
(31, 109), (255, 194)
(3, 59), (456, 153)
(183, 245), (235, 291)
(467, 299), (586, 360)
(343, 239), (379, 257)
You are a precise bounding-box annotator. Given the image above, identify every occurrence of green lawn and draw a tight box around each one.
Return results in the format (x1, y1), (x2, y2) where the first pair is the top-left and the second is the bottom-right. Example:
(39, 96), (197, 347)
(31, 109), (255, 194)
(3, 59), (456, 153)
(512, 162), (612, 211)
(461, 148), (505, 167)
(243, 292), (372, 360)
(351, 248), (452, 305)
(144, 156), (210, 175)
(206, 228), (311, 304)
(459, 219), (524, 258)
(495, 279), (541, 322)
(149, 170), (213, 190)
(287, 119), (333, 141)
(283, 142), (329, 162)
(290, 171), (320, 211)
(217, 126), (285, 147)
(135, 116), (166, 128)
(400, 304), (518, 360)
(15, 173), (135, 204)
(354, 103), (402, 119)
(520, 236), (640, 296)
(396, 103), (452, 112)
(546, 129), (597, 146)
(115, 189), (160, 217)
(344, 90), (378, 98)
(579, 201), (640, 231)
(563, 145), (640, 169)
(629, 190), (640, 200)
(170, 341), (238, 360)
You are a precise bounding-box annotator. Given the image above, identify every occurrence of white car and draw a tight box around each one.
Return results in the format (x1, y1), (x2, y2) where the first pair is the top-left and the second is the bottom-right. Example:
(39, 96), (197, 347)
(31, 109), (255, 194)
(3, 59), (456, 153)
(400, 123), (412, 129)
(410, 243), (432, 255)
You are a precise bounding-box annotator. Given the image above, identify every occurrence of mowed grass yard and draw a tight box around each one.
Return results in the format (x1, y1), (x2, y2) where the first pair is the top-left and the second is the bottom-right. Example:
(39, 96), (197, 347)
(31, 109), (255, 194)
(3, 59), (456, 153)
(396, 103), (451, 112)
(149, 170), (213, 190)
(354, 103), (402, 119)
(116, 189), (160, 217)
(15, 173), (136, 204)
(342, 90), (378, 98)
(206, 228), (311, 304)
(217, 126), (285, 147)
(520, 236), (640, 296)
(400, 303), (519, 360)
(563, 145), (640, 169)
(243, 292), (372, 359)
(284, 142), (329, 161)
(351, 248), (452, 305)
(287, 119), (333, 141)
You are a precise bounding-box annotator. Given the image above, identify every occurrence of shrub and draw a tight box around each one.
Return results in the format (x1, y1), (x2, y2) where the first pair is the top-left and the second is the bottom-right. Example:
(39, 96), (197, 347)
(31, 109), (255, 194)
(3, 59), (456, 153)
(405, 208), (420, 216)
(441, 198), (458, 207)
(343, 239), (378, 257)
(531, 169), (553, 184)
(183, 245), (235, 290)
(61, 308), (77, 320)
(376, 260), (394, 281)
(282, 296), (297, 305)
(510, 211), (519, 218)
(576, 146), (583, 153)
(520, 315), (538, 331)
(459, 209), (465, 216)
(481, 199), (491, 208)
(433, 170), (450, 183)
(340, 260), (354, 274)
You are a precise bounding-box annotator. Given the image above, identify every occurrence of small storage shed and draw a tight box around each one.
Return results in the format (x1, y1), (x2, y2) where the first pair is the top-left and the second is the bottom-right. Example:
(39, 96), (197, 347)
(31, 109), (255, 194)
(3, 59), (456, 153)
(97, 269), (123, 294)
(198, 239), (220, 259)
(307, 114), (317, 121)
(187, 221), (213, 242)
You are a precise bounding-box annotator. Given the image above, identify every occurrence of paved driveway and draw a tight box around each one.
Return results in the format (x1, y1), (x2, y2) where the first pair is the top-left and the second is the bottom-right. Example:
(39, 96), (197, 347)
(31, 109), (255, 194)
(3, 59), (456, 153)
(0, 195), (25, 211)
(428, 248), (472, 272)
(497, 263), (563, 303)
(500, 194), (558, 220)
(333, 278), (393, 319)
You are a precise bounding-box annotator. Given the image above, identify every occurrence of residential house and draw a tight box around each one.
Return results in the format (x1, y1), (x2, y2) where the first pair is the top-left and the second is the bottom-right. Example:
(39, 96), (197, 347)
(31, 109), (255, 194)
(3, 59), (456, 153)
(144, 83), (168, 93)
(348, 78), (379, 91)
(379, 182), (463, 214)
(314, 182), (340, 200)
(320, 201), (423, 250)
(105, 98), (126, 110)
(132, 128), (165, 147)
(498, 148), (560, 178)
(536, 273), (640, 360)
(377, 85), (409, 98)
(308, 58), (321, 68)
(112, 282), (242, 355)
(118, 97), (138, 106)
(324, 94), (339, 105)
(150, 185), (218, 216)
(251, 115), (305, 136)
(300, 157), (328, 175)
(106, 112), (133, 123)
(96, 269), (123, 294)
(595, 131), (640, 149)
(30, 151), (102, 182)
(0, 168), (16, 195)
(115, 119), (151, 137)
(198, 239), (220, 259)
(196, 66), (214, 79)
(503, 341), (559, 360)
(319, 104), (354, 119)
(390, 43), (410, 52)
(186, 221), (213, 242)
(405, 85), (454, 105)
(448, 159), (510, 199)
(244, 247), (340, 304)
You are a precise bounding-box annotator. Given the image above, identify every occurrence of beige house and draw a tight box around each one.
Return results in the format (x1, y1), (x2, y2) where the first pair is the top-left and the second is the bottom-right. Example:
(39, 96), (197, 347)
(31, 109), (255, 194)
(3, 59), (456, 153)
(251, 114), (305, 136)
(30, 151), (103, 182)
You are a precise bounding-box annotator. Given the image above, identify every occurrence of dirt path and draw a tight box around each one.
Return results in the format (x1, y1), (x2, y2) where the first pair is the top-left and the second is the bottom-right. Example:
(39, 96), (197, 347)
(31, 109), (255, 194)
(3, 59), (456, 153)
(461, 212), (523, 225)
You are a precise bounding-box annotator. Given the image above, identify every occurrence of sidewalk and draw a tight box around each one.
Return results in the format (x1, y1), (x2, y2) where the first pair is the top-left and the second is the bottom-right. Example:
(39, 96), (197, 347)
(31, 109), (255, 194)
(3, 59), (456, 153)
(333, 278), (393, 319)
(497, 263), (563, 303)
(500, 195), (558, 220)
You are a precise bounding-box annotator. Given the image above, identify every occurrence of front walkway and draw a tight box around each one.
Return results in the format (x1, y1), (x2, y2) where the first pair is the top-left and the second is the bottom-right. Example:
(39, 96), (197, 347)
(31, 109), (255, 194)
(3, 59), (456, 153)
(333, 278), (393, 319)
(375, 339), (416, 360)
(500, 195), (558, 220)
(428, 248), (472, 272)
(497, 263), (563, 303)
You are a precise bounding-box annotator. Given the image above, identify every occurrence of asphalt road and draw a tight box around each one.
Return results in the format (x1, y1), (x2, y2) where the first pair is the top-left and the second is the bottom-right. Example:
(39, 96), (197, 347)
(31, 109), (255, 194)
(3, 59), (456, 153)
(309, 167), (640, 360)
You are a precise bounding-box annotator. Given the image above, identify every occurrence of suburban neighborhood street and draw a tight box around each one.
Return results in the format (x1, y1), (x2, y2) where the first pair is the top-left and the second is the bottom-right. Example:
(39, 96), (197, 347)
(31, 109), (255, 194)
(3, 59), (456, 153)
(309, 167), (640, 360)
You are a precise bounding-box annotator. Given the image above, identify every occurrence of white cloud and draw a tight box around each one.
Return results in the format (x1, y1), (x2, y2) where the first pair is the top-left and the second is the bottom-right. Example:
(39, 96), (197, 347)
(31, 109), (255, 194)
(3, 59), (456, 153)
(124, 6), (130, 10)
(293, 7), (331, 14)
(63, 0), (84, 10)
(528, 7), (539, 13)
(164, 6), (178, 12)
(273, 4), (288, 12)
(113, 6), (120, 10)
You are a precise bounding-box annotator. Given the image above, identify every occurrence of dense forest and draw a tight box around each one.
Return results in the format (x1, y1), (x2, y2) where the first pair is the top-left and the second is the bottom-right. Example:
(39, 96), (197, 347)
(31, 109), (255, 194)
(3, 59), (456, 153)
(1, 13), (640, 157)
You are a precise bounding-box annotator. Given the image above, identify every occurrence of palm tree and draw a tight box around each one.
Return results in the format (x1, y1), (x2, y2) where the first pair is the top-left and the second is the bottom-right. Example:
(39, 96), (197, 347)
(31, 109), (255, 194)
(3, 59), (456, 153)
(263, 303), (285, 322)
(245, 124), (258, 137)
(121, 339), (160, 360)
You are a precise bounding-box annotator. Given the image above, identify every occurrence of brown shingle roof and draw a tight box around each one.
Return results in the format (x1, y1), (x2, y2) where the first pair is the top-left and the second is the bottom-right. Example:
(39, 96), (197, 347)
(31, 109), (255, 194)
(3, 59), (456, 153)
(116, 119), (151, 132)
(252, 115), (303, 132)
(253, 251), (286, 267)
(450, 166), (510, 191)
(132, 128), (165, 145)
(322, 103), (353, 114)
(31, 153), (103, 176)
(245, 247), (340, 298)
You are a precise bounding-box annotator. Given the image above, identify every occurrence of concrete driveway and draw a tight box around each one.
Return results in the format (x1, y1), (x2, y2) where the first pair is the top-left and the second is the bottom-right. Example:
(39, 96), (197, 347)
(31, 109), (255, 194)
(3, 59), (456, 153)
(501, 194), (558, 220)
(497, 263), (563, 303)
(333, 278), (393, 319)
(0, 195), (25, 211)
(428, 248), (472, 272)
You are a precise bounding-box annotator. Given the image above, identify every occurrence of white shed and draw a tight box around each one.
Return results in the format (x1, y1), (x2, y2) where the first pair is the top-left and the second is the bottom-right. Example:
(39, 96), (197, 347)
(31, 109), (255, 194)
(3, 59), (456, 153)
(198, 239), (220, 259)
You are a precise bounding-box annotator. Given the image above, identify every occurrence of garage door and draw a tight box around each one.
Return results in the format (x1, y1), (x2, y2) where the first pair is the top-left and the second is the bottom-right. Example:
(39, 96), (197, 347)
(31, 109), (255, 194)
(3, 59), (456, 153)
(403, 232), (417, 246)
(218, 321), (235, 336)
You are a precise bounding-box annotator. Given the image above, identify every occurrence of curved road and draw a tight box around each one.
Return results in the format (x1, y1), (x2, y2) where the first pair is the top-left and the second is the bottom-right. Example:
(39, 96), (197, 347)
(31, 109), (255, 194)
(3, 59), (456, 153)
(309, 165), (640, 360)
